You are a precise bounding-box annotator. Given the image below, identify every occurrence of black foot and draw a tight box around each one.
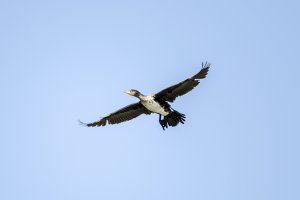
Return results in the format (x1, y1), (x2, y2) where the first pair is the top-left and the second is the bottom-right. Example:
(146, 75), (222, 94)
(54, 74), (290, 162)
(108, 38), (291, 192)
(159, 115), (168, 130)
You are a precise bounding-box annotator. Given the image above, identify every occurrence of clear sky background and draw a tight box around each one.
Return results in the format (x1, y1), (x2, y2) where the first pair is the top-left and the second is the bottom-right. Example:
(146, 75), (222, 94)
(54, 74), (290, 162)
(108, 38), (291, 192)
(1, 0), (299, 200)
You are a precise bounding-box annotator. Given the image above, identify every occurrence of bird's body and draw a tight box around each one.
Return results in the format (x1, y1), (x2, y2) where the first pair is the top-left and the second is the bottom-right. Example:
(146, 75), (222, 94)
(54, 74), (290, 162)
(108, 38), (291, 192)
(80, 62), (210, 130)
(139, 94), (170, 116)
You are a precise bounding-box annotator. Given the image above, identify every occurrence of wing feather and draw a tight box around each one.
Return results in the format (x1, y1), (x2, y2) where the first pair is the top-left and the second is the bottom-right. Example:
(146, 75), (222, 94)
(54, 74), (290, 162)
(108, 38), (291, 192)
(155, 62), (210, 102)
(80, 102), (151, 127)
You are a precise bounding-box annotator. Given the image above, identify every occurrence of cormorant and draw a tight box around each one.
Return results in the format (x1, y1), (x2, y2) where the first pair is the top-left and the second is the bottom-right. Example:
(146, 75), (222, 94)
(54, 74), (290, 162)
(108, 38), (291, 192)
(81, 62), (210, 130)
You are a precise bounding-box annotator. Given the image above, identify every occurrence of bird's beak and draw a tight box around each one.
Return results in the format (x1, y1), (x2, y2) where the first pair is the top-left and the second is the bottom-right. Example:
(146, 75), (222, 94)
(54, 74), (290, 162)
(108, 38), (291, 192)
(124, 90), (132, 95)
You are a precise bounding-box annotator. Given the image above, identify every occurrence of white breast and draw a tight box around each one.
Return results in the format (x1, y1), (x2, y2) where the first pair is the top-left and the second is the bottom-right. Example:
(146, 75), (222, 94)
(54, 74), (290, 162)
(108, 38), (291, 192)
(141, 96), (169, 116)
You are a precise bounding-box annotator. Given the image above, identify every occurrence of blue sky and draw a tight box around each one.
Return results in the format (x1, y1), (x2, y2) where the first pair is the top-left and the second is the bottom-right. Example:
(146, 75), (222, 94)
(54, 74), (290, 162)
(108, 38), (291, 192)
(1, 0), (299, 199)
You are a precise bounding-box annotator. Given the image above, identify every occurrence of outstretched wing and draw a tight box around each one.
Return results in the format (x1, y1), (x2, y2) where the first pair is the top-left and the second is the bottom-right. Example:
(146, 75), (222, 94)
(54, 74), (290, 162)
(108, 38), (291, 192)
(154, 62), (210, 102)
(80, 102), (151, 127)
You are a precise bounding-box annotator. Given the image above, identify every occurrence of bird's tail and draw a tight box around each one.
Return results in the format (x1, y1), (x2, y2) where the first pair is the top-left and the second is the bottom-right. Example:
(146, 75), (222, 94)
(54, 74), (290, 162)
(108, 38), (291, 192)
(160, 110), (186, 130)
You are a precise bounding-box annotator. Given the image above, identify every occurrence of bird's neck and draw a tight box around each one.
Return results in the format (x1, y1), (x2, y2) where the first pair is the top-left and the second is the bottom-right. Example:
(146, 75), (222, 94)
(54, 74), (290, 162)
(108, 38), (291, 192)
(135, 92), (146, 100)
(136, 93), (145, 100)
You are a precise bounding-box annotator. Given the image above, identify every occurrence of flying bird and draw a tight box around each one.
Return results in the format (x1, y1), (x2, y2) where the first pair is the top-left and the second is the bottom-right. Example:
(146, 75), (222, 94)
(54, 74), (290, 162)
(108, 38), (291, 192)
(81, 62), (210, 130)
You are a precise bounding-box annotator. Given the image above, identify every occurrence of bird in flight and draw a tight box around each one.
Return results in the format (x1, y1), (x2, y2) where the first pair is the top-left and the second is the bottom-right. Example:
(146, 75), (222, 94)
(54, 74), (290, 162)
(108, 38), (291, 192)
(80, 62), (210, 130)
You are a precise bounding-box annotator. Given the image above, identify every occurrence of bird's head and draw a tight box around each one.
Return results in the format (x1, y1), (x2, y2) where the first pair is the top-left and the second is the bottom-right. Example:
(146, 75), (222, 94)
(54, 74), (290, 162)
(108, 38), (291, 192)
(125, 89), (141, 97)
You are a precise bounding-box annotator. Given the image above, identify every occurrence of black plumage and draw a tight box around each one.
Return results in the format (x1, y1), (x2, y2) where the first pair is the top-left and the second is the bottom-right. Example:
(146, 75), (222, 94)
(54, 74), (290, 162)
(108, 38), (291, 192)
(80, 103), (151, 127)
(154, 63), (210, 102)
(80, 62), (210, 130)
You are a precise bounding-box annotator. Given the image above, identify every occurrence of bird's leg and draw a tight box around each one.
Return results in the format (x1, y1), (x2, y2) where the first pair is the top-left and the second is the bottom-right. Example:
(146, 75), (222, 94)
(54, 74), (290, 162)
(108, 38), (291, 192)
(159, 115), (165, 130)
(159, 115), (167, 130)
